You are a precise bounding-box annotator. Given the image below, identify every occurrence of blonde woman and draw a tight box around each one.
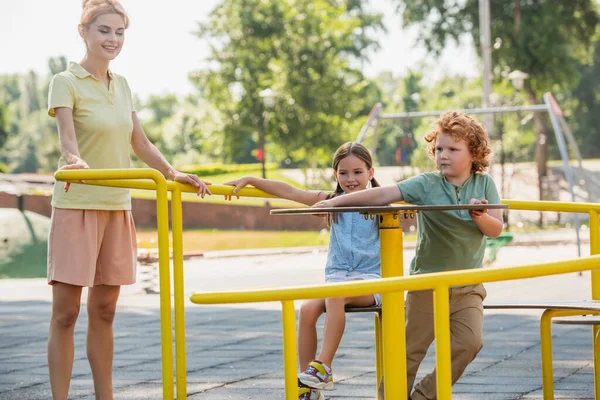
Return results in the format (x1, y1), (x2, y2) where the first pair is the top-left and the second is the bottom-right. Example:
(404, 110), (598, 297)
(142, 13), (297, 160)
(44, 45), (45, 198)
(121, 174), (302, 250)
(46, 1), (210, 398)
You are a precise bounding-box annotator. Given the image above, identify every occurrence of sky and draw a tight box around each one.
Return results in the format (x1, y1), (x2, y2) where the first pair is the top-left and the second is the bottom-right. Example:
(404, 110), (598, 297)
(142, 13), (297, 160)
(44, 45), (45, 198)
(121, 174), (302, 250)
(0, 0), (479, 100)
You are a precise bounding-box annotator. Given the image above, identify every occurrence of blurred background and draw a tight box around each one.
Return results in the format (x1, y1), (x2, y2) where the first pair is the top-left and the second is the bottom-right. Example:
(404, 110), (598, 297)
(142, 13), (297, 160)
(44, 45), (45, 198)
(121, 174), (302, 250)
(2, 0), (600, 277)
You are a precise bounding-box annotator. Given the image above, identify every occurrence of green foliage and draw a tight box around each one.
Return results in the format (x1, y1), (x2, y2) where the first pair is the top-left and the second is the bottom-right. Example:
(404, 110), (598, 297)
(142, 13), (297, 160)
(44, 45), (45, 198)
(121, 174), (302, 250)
(136, 97), (226, 167)
(0, 106), (6, 149)
(399, 1), (599, 93)
(178, 162), (278, 177)
(0, 61), (61, 173)
(567, 32), (600, 157)
(145, 94), (179, 125)
(0, 162), (7, 173)
(193, 0), (383, 167)
(396, 0), (600, 177)
(370, 69), (424, 166)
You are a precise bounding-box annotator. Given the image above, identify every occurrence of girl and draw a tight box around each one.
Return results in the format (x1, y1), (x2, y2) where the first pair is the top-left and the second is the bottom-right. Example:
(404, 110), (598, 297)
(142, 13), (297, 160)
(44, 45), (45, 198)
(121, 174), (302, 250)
(225, 142), (382, 400)
(47, 1), (210, 399)
(313, 112), (503, 400)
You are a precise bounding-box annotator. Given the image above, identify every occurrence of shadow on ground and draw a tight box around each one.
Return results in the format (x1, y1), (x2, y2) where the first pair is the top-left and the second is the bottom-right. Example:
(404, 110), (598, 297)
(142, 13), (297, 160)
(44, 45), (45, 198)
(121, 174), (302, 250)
(0, 298), (595, 399)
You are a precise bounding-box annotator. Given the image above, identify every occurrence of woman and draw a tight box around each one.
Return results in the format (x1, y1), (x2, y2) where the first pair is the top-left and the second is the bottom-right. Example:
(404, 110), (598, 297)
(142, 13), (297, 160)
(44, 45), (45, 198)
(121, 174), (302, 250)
(46, 1), (210, 398)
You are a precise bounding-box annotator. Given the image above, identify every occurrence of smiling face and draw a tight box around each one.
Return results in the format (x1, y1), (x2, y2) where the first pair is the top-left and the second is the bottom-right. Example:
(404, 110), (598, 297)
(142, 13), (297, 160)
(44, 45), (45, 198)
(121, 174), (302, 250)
(333, 154), (374, 194)
(435, 133), (474, 185)
(79, 13), (126, 62)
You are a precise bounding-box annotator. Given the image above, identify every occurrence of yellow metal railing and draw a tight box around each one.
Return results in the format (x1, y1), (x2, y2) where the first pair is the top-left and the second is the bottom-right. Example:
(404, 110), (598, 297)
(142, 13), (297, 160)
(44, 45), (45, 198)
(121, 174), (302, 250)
(55, 169), (176, 399)
(55, 169), (279, 400)
(190, 255), (600, 399)
(54, 169), (600, 400)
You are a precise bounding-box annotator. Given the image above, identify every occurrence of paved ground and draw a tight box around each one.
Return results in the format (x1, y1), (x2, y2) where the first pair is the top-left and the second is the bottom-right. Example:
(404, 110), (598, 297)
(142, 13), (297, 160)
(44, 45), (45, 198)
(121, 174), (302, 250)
(0, 239), (598, 399)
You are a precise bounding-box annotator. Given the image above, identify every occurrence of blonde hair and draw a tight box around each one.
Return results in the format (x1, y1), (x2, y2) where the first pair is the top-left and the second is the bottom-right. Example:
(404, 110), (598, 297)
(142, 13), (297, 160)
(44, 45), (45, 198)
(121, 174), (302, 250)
(81, 0), (129, 28)
(424, 111), (492, 173)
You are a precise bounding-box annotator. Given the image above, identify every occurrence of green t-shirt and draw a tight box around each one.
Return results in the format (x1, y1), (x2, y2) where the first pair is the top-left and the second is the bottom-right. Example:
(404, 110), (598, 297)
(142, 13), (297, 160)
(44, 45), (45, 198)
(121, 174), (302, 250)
(397, 172), (501, 275)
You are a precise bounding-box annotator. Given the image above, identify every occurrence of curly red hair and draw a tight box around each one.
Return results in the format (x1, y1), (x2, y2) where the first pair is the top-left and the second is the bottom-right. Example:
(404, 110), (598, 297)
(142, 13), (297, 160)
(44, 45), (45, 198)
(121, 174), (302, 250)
(424, 111), (492, 173)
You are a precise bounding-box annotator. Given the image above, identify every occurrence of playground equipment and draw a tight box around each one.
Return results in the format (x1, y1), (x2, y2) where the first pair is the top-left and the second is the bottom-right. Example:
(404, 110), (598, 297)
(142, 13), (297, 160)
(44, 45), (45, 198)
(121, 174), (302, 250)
(355, 93), (593, 258)
(54, 168), (600, 400)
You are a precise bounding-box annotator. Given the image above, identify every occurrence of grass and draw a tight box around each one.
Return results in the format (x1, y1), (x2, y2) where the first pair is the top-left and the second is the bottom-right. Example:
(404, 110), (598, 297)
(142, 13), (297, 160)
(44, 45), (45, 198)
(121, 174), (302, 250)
(136, 229), (331, 252)
(136, 228), (417, 253)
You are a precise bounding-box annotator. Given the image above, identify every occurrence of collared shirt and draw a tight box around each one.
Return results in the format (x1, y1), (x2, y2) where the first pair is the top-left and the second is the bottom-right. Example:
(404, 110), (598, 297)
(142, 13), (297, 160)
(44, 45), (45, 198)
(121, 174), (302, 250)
(397, 172), (501, 275)
(48, 62), (135, 210)
(325, 212), (381, 278)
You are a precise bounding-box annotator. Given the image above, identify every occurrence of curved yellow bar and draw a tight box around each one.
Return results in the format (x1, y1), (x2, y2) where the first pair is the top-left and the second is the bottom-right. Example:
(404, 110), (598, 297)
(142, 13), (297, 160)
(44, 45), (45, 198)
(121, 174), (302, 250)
(57, 171), (282, 199)
(503, 199), (600, 213)
(55, 168), (175, 400)
(191, 254), (600, 305)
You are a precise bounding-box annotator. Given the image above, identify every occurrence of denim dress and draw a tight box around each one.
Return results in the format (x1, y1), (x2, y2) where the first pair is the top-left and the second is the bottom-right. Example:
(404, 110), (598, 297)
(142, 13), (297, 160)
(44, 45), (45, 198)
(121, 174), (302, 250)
(325, 212), (380, 278)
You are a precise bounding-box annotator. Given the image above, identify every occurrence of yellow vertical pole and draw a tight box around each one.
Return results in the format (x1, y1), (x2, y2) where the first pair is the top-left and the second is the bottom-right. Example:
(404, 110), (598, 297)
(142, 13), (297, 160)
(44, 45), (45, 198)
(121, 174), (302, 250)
(589, 210), (600, 399)
(379, 213), (406, 399)
(155, 176), (174, 400)
(540, 309), (555, 400)
(433, 285), (452, 399)
(281, 300), (298, 399)
(374, 311), (383, 399)
(171, 187), (187, 399)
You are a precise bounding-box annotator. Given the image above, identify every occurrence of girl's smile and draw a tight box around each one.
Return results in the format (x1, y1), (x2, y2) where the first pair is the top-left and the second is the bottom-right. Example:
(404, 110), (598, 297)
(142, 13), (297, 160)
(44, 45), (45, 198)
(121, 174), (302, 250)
(334, 154), (374, 193)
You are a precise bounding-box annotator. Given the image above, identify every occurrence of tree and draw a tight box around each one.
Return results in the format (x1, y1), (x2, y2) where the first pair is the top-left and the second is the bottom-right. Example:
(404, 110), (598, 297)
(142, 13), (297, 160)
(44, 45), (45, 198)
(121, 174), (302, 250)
(569, 32), (600, 157)
(0, 106), (7, 150)
(193, 0), (383, 167)
(145, 94), (179, 125)
(395, 0), (599, 203)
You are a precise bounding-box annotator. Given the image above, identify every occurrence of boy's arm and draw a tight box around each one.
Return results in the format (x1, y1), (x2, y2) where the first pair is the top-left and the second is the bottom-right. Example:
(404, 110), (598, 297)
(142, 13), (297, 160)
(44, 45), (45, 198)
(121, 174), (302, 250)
(468, 199), (503, 238)
(225, 176), (326, 206)
(313, 185), (403, 208)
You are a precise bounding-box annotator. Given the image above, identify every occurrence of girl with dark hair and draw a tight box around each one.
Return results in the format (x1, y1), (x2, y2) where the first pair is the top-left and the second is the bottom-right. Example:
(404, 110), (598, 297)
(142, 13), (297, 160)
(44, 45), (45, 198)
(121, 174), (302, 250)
(225, 142), (381, 400)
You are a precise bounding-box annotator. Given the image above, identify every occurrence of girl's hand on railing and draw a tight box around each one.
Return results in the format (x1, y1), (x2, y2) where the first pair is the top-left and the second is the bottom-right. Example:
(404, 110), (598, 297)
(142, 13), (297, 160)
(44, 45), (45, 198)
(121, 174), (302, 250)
(57, 159), (90, 192)
(223, 176), (254, 201)
(312, 199), (334, 208)
(173, 172), (212, 198)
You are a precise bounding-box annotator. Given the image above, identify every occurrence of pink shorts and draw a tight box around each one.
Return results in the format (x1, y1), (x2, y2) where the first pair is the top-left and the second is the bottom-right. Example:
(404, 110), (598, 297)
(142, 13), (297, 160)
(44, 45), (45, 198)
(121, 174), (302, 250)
(48, 208), (137, 287)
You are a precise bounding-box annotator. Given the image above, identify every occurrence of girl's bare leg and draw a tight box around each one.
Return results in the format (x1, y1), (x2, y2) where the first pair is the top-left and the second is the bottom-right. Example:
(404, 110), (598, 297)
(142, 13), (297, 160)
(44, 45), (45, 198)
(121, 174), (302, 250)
(298, 299), (326, 371)
(86, 285), (120, 400)
(317, 294), (375, 368)
(48, 282), (83, 400)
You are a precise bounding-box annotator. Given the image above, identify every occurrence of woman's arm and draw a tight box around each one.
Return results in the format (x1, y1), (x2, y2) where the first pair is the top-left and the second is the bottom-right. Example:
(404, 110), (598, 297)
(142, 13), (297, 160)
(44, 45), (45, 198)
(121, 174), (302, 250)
(224, 176), (326, 206)
(54, 107), (89, 191)
(313, 185), (403, 208)
(130, 112), (211, 197)
(55, 108), (87, 167)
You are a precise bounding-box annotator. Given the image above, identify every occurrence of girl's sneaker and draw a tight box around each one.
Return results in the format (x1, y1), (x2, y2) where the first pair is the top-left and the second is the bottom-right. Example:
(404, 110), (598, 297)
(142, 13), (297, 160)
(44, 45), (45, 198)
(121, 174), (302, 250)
(298, 360), (334, 390)
(298, 386), (324, 400)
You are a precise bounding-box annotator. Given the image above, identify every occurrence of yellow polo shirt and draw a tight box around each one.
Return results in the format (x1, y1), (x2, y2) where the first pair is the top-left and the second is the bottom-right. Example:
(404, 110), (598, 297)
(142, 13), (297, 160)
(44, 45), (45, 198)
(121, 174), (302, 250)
(48, 62), (135, 210)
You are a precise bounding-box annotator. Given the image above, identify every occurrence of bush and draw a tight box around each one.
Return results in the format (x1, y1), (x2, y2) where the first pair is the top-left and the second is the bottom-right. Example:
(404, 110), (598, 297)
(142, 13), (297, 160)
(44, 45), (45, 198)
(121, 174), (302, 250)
(178, 163), (278, 177)
(0, 162), (7, 173)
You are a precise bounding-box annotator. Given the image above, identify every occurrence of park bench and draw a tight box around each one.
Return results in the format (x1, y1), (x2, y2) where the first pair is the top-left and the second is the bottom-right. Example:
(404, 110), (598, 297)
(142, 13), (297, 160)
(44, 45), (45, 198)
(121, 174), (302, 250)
(344, 299), (600, 399)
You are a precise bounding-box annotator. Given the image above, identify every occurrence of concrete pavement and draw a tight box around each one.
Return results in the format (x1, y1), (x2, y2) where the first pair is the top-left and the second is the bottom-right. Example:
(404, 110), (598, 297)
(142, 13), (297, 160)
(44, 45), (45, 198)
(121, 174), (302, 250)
(0, 241), (598, 399)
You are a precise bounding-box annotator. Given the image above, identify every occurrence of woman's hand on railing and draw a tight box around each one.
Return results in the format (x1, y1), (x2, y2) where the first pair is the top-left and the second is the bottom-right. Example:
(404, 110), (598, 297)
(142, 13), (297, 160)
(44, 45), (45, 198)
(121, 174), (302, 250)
(57, 159), (90, 192)
(172, 171), (212, 198)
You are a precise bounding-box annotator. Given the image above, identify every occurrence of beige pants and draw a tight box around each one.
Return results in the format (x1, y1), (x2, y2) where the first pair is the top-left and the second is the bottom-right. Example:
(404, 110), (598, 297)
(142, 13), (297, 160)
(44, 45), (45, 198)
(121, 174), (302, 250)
(406, 283), (486, 400)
